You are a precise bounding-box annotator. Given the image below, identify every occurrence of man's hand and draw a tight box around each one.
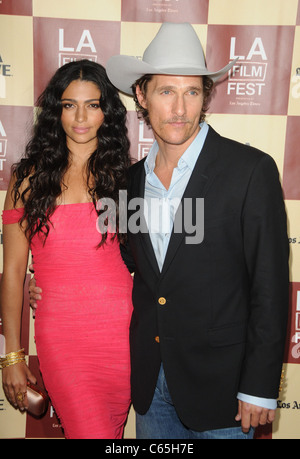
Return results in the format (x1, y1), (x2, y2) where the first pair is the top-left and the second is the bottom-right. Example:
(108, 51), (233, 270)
(28, 276), (42, 316)
(235, 400), (276, 433)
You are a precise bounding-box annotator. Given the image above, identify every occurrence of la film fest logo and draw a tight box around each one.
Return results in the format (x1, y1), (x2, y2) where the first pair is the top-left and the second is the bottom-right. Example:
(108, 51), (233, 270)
(58, 28), (97, 67)
(0, 120), (7, 174)
(291, 290), (300, 360)
(291, 67), (300, 100)
(96, 191), (205, 245)
(0, 55), (12, 99)
(138, 121), (154, 160)
(228, 36), (267, 101)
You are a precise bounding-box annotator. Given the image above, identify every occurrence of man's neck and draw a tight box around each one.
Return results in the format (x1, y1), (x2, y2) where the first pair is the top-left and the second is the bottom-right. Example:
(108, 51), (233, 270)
(155, 124), (200, 169)
(153, 126), (201, 190)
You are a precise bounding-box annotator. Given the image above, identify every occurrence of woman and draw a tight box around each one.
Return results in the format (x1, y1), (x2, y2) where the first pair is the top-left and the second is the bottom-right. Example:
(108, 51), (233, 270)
(0, 60), (133, 439)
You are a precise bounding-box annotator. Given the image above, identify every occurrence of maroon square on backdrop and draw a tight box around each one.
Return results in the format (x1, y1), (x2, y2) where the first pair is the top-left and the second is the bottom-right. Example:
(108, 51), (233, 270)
(33, 17), (121, 102)
(206, 25), (295, 115)
(0, 106), (33, 190)
(0, 0), (32, 16)
(282, 116), (300, 200)
(121, 0), (209, 24)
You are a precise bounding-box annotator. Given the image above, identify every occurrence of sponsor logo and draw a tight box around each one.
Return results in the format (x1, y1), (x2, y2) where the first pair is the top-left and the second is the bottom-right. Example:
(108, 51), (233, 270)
(137, 121), (154, 161)
(126, 113), (154, 162)
(58, 28), (97, 67)
(34, 18), (120, 100)
(227, 37), (268, 99)
(145, 0), (180, 15)
(291, 290), (300, 360)
(285, 283), (300, 364)
(0, 120), (7, 174)
(121, 0), (208, 23)
(207, 26), (294, 114)
(291, 67), (300, 100)
(277, 399), (300, 410)
(0, 55), (12, 99)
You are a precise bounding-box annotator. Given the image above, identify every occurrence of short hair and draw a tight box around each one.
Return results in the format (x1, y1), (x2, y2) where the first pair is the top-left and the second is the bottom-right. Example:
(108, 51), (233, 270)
(131, 74), (214, 127)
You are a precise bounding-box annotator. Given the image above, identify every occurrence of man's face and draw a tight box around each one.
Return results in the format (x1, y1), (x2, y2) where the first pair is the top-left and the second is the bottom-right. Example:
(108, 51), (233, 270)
(136, 75), (204, 148)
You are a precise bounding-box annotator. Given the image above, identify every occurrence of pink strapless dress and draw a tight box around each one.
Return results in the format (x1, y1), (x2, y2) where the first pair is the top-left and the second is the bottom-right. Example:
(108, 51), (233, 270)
(2, 203), (133, 439)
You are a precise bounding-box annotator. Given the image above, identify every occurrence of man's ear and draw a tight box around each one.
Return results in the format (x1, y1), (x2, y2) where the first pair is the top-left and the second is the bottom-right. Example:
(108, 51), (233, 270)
(135, 85), (147, 109)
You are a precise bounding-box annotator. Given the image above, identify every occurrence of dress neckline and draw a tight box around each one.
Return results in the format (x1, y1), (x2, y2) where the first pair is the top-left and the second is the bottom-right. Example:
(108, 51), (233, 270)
(58, 202), (94, 206)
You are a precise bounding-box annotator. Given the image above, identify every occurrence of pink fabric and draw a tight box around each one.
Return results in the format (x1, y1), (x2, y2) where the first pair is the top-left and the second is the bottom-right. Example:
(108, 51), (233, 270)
(2, 203), (133, 439)
(2, 207), (24, 224)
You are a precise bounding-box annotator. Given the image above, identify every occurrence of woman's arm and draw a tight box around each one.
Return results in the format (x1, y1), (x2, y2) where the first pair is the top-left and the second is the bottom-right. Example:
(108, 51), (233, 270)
(0, 176), (36, 411)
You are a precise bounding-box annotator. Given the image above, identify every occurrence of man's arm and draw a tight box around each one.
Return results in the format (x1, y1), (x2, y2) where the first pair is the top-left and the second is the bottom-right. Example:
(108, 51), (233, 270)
(238, 153), (289, 430)
(120, 241), (136, 273)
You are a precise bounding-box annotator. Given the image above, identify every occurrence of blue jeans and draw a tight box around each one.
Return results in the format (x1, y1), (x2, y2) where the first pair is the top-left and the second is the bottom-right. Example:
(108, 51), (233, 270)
(136, 365), (255, 439)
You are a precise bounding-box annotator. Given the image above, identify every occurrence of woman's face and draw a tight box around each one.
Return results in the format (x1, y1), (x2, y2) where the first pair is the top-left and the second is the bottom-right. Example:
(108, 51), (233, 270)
(60, 79), (105, 152)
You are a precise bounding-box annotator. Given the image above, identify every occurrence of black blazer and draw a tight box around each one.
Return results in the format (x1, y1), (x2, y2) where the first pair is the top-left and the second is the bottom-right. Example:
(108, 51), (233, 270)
(123, 126), (289, 432)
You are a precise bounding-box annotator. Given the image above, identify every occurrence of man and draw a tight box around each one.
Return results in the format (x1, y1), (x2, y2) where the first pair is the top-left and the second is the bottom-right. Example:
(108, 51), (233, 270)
(106, 22), (289, 439)
(30, 23), (289, 439)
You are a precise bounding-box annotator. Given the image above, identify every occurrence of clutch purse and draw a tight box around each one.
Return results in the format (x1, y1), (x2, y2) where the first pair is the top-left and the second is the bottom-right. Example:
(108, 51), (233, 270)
(27, 382), (49, 417)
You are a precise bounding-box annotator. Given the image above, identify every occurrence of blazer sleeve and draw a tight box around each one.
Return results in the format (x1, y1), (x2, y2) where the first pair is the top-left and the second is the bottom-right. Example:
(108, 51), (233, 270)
(120, 241), (136, 274)
(239, 153), (289, 399)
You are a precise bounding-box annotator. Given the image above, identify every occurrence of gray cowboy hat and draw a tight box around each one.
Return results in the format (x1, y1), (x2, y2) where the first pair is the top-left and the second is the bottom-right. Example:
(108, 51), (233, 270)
(106, 22), (238, 95)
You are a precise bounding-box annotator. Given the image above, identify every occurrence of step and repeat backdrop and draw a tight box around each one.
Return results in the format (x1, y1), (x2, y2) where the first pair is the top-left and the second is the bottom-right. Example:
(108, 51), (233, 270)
(0, 0), (299, 439)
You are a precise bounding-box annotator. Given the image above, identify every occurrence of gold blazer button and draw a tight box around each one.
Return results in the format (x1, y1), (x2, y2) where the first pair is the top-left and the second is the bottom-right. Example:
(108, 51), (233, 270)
(158, 297), (167, 305)
(155, 336), (160, 343)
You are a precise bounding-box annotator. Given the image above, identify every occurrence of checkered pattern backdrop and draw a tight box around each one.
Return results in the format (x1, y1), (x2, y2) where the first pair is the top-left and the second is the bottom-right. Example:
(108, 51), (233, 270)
(0, 0), (299, 439)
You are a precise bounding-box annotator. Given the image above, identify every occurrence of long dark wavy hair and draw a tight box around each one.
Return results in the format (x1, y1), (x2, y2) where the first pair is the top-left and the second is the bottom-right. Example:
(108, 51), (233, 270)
(12, 60), (131, 246)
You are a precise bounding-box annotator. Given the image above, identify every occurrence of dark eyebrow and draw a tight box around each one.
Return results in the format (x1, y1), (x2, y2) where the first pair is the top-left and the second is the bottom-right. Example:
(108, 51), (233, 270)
(61, 98), (100, 103)
(187, 86), (203, 92)
(156, 85), (202, 92)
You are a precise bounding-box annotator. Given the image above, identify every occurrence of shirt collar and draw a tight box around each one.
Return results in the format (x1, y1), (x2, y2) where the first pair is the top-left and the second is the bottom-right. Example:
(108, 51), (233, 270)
(145, 122), (209, 175)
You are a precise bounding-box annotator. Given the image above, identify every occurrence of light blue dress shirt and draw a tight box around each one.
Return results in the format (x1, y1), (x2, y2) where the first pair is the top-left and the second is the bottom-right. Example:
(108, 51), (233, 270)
(143, 121), (277, 411)
(144, 122), (208, 271)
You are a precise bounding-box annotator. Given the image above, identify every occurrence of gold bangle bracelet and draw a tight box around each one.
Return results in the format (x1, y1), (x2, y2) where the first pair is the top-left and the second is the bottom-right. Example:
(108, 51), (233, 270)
(4, 348), (25, 359)
(0, 349), (26, 369)
(0, 358), (26, 369)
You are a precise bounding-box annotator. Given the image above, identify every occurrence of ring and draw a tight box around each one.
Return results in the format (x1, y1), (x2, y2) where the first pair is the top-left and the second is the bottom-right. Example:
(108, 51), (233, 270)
(16, 392), (24, 402)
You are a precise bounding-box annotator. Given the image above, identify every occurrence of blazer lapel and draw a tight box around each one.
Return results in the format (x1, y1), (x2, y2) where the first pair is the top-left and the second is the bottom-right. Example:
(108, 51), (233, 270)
(129, 160), (161, 276)
(129, 127), (222, 279)
(160, 127), (220, 277)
